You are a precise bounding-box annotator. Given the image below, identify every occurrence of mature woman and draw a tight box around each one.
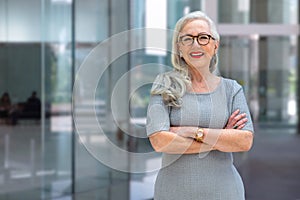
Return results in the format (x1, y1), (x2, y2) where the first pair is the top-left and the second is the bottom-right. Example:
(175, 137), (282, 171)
(146, 11), (254, 200)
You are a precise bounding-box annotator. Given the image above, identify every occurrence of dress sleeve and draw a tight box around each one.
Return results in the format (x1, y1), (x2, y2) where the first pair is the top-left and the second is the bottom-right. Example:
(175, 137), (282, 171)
(146, 94), (170, 136)
(232, 83), (254, 133)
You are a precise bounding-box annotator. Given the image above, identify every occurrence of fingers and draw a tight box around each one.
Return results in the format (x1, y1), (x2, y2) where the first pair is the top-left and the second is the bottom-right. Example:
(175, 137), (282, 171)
(226, 109), (248, 129)
(227, 109), (240, 127)
(233, 113), (247, 124)
(233, 118), (248, 129)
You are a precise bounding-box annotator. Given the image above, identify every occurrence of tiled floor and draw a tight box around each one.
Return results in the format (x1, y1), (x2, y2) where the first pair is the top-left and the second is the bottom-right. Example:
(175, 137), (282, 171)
(0, 123), (300, 200)
(72, 125), (300, 200)
(242, 126), (300, 200)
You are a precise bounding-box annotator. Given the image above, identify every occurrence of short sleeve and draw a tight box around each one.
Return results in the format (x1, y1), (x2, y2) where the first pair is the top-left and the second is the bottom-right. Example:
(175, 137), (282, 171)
(232, 84), (254, 133)
(146, 94), (170, 136)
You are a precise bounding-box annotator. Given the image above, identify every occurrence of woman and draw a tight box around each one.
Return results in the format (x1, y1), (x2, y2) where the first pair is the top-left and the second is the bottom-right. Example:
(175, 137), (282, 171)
(146, 11), (254, 200)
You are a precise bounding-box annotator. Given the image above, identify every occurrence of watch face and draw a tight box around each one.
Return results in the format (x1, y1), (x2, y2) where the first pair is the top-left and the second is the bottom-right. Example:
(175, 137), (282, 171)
(196, 132), (203, 138)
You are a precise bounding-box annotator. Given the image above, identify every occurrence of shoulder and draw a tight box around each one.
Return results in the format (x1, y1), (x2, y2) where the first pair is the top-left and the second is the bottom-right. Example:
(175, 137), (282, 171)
(221, 77), (243, 96)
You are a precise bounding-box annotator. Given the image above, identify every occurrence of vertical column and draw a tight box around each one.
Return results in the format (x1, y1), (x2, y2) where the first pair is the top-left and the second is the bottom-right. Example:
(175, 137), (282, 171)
(250, 0), (269, 122)
(108, 0), (131, 199)
(108, 0), (131, 147)
(249, 35), (260, 122)
(297, 0), (300, 133)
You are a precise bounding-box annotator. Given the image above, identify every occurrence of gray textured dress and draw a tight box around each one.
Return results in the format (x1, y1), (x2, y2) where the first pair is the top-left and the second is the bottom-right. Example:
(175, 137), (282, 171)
(146, 73), (254, 200)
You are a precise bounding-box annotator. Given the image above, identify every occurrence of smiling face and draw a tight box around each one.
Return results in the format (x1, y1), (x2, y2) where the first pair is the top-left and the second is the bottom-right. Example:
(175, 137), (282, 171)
(178, 19), (219, 71)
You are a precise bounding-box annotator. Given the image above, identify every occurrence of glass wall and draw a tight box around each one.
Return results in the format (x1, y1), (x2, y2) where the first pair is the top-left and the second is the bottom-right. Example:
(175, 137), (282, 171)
(218, 0), (298, 24)
(73, 0), (131, 199)
(0, 0), (73, 199)
(219, 35), (298, 124)
(217, 0), (298, 125)
(257, 36), (297, 123)
(42, 0), (73, 198)
(0, 0), (298, 200)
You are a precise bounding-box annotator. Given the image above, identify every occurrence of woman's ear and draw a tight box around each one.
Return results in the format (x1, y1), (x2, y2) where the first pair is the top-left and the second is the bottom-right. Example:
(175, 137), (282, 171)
(214, 41), (219, 54)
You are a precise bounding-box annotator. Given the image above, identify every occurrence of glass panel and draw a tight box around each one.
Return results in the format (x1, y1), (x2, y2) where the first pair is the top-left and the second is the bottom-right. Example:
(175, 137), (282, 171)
(74, 0), (130, 199)
(219, 36), (255, 109)
(258, 36), (298, 124)
(41, 0), (73, 198)
(218, 0), (250, 23)
(0, 44), (43, 200)
(167, 0), (202, 29)
(0, 0), (42, 42)
(218, 35), (298, 125)
(0, 0), (73, 199)
(218, 0), (298, 24)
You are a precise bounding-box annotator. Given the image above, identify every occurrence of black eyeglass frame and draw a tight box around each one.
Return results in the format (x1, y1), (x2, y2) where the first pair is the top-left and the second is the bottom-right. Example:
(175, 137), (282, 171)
(179, 33), (216, 46)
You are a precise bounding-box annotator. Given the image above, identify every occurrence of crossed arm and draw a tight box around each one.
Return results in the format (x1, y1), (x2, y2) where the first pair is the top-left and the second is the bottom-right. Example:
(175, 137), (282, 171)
(149, 109), (254, 154)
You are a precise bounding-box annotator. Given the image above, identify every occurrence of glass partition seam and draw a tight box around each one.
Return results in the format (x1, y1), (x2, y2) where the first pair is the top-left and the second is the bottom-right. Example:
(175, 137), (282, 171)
(128, 0), (133, 199)
(71, 0), (76, 194)
(40, 0), (46, 199)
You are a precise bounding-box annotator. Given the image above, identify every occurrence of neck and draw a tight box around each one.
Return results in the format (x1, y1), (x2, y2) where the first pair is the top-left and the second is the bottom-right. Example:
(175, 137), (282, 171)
(187, 65), (219, 93)
(189, 65), (212, 83)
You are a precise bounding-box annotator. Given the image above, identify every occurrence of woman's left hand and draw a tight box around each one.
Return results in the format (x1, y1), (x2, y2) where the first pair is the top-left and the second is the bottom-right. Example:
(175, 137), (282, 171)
(225, 109), (248, 130)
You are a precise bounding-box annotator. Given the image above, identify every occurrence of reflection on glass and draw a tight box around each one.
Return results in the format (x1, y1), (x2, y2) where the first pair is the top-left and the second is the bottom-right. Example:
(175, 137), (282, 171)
(218, 0), (298, 24)
(219, 0), (250, 23)
(219, 36), (297, 125)
(259, 36), (297, 123)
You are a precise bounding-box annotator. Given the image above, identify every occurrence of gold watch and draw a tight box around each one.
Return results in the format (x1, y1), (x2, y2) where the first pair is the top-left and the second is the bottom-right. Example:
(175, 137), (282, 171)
(194, 128), (204, 142)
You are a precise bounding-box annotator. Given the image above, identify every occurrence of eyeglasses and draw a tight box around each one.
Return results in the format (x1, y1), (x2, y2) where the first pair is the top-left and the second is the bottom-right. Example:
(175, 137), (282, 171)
(179, 34), (215, 46)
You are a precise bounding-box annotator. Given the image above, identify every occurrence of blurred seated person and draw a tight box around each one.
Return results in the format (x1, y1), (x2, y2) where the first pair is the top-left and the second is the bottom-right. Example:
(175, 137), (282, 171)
(10, 91), (41, 125)
(21, 91), (41, 119)
(26, 91), (41, 111)
(0, 92), (12, 119)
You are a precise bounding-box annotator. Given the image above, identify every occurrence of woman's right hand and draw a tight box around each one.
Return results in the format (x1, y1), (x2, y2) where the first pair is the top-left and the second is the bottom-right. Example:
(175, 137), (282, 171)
(225, 109), (248, 130)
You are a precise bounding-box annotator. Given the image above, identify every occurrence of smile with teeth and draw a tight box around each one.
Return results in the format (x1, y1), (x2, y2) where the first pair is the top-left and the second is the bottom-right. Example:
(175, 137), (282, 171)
(190, 52), (204, 58)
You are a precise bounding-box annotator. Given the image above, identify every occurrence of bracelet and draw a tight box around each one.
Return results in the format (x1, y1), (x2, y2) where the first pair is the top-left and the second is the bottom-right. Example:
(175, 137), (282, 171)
(194, 128), (204, 143)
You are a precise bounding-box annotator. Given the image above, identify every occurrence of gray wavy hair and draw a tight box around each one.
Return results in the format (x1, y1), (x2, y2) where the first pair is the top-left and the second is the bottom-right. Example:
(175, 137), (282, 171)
(151, 11), (220, 107)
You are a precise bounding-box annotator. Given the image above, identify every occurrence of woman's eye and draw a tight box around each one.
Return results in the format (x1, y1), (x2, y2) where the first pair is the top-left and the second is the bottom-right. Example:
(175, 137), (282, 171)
(199, 36), (209, 40)
(183, 37), (192, 41)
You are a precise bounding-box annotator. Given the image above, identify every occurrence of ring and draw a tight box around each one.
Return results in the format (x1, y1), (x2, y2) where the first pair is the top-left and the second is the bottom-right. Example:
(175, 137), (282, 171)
(233, 125), (238, 129)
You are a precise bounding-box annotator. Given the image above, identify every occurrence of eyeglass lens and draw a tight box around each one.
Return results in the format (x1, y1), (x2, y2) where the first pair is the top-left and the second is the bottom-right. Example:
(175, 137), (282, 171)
(180, 34), (211, 46)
